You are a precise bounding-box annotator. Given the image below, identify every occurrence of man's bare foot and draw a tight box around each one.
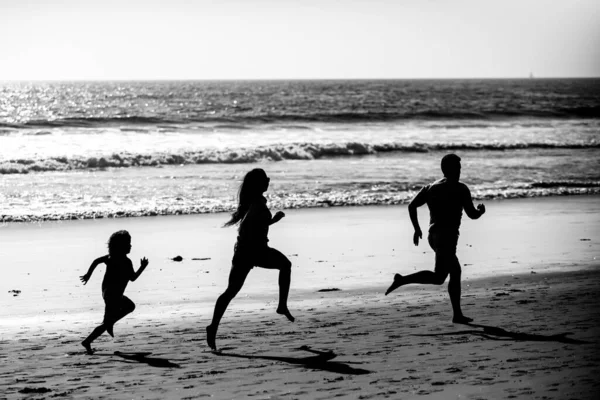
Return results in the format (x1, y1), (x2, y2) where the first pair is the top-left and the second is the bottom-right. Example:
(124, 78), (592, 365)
(452, 315), (473, 324)
(206, 325), (217, 351)
(81, 341), (94, 355)
(106, 324), (114, 338)
(276, 307), (295, 322)
(385, 274), (403, 295)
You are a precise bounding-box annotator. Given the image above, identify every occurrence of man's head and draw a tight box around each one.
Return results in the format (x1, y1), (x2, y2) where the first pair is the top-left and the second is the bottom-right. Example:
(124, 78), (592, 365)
(441, 154), (461, 181)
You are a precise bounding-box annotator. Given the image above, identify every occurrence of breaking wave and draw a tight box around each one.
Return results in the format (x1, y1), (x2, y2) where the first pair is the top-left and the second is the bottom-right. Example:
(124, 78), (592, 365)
(1, 140), (598, 174)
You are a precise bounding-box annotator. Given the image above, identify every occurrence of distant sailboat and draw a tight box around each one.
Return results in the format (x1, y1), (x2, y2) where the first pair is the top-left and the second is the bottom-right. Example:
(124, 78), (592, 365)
(529, 72), (534, 79)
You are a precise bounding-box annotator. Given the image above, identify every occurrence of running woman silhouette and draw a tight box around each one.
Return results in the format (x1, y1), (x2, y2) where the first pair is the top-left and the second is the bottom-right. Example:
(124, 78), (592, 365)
(207, 169), (294, 350)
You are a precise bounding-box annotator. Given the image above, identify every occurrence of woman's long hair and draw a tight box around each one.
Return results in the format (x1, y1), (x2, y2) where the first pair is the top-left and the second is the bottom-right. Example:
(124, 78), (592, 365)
(224, 169), (267, 227)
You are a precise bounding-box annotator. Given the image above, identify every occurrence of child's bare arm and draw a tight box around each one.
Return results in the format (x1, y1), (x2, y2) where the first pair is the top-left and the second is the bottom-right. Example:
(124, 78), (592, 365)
(131, 257), (149, 282)
(80, 255), (108, 285)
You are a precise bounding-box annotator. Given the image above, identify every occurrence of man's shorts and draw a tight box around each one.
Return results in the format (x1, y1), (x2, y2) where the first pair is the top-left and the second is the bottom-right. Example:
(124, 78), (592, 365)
(428, 229), (459, 254)
(428, 230), (461, 274)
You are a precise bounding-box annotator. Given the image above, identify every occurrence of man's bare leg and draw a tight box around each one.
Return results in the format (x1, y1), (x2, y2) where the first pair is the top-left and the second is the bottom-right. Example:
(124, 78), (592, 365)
(448, 261), (472, 324)
(385, 270), (446, 295)
(385, 274), (404, 295)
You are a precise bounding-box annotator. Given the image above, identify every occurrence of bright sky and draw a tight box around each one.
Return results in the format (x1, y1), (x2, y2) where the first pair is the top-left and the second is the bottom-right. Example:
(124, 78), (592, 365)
(1, 0), (599, 80)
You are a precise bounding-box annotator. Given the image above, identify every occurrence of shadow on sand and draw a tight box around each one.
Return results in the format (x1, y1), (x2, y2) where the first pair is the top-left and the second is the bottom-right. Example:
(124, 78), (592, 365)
(215, 345), (371, 375)
(112, 351), (181, 368)
(415, 322), (589, 344)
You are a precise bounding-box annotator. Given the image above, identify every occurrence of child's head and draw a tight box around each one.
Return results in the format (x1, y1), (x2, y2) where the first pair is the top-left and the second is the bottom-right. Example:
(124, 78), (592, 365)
(107, 230), (132, 256)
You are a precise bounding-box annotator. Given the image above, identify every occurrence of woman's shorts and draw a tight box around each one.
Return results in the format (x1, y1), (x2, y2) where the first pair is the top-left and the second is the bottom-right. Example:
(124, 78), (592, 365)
(231, 242), (289, 272)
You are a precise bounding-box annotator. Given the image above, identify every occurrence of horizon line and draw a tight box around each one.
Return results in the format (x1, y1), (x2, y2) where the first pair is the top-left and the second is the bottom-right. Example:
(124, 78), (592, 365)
(2, 76), (600, 83)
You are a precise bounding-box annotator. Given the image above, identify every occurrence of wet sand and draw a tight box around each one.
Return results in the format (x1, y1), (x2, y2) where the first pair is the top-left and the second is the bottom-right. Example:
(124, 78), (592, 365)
(1, 196), (599, 399)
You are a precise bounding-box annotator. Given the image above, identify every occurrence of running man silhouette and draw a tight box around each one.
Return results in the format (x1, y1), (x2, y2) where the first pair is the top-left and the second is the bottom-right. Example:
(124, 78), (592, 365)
(385, 154), (485, 324)
(206, 168), (294, 351)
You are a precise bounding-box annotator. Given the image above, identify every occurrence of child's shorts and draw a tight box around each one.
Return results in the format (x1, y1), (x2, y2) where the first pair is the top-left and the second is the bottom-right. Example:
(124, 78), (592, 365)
(102, 295), (135, 324)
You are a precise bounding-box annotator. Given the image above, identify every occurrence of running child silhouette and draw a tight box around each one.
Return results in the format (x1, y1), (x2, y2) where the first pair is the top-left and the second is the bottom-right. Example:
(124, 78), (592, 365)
(385, 154), (485, 324)
(207, 168), (294, 351)
(80, 230), (148, 354)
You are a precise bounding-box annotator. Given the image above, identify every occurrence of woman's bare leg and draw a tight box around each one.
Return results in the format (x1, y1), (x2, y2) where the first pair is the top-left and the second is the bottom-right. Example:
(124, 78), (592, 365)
(207, 265), (250, 350)
(260, 248), (294, 322)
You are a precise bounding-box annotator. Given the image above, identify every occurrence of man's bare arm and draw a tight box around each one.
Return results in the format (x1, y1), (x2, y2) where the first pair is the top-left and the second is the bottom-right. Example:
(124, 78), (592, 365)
(463, 186), (485, 219)
(408, 188), (428, 246)
(408, 203), (423, 246)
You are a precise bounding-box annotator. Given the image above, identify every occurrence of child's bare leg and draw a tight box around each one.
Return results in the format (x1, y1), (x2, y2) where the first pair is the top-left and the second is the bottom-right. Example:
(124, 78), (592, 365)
(81, 341), (94, 355)
(106, 297), (136, 337)
(82, 324), (106, 354)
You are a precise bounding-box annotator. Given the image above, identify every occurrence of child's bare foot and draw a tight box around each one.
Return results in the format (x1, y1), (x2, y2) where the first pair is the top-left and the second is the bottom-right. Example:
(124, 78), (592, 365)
(81, 341), (94, 355)
(106, 324), (114, 338)
(206, 325), (217, 351)
(385, 273), (403, 295)
(276, 307), (295, 322)
(452, 315), (473, 324)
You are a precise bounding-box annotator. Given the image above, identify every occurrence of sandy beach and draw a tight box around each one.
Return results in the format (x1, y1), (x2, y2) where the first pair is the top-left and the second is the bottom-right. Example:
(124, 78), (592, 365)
(1, 195), (599, 399)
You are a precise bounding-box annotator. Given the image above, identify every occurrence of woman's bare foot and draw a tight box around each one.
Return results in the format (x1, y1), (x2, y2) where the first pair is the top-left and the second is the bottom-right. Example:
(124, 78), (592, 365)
(206, 325), (217, 351)
(276, 307), (295, 322)
(385, 274), (403, 295)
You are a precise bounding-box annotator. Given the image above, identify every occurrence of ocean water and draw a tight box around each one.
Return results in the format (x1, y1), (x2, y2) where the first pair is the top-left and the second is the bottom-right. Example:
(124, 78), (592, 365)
(1, 79), (599, 222)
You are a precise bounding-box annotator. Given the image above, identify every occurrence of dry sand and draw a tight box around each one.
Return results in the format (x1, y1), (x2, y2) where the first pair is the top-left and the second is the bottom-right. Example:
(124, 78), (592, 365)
(1, 196), (599, 399)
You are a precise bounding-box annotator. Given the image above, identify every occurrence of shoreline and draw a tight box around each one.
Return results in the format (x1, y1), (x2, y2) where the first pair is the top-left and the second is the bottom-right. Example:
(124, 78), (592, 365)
(2, 194), (598, 320)
(1, 190), (599, 223)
